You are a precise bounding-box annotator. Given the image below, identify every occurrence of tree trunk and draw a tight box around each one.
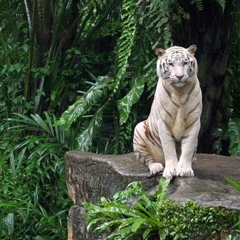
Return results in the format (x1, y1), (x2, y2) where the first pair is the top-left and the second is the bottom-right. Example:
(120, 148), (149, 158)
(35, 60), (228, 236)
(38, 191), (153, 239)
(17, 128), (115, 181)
(174, 0), (238, 153)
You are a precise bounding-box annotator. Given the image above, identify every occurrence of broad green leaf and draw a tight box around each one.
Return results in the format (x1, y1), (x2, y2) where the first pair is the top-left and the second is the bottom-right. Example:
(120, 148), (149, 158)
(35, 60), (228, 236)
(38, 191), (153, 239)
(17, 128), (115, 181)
(9, 150), (16, 178)
(135, 202), (156, 219)
(35, 236), (53, 240)
(4, 213), (14, 236)
(131, 218), (145, 232)
(119, 217), (137, 229)
(95, 219), (123, 233)
(114, 225), (134, 239)
(216, 0), (226, 11)
(107, 225), (134, 240)
(159, 228), (167, 240)
(118, 78), (145, 125)
(156, 178), (170, 206)
(143, 228), (153, 239)
(225, 177), (240, 192)
(87, 217), (107, 232)
(76, 106), (104, 151)
(57, 82), (107, 129)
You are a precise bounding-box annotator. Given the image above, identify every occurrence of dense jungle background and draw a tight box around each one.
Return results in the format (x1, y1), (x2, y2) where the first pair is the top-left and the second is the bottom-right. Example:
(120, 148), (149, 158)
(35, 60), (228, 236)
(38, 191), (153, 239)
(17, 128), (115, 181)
(0, 0), (239, 239)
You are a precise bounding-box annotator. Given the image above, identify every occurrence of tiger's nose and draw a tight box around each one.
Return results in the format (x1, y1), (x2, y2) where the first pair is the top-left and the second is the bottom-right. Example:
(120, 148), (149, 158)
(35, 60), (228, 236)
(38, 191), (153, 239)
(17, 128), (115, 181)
(175, 74), (184, 80)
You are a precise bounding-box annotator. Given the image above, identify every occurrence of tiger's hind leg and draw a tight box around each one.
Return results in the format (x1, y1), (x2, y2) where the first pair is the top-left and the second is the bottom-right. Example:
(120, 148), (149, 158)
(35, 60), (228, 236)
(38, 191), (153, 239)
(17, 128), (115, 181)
(135, 151), (164, 175)
(133, 121), (164, 175)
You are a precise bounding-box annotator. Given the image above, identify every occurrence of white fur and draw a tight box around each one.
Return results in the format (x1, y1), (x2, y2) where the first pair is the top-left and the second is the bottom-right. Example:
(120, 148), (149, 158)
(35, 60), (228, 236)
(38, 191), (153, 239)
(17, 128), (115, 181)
(133, 45), (202, 180)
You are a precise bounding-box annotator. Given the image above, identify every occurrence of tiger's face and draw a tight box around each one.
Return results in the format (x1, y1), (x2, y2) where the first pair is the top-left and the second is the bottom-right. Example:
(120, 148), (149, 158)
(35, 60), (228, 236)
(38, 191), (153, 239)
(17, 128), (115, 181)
(156, 45), (197, 88)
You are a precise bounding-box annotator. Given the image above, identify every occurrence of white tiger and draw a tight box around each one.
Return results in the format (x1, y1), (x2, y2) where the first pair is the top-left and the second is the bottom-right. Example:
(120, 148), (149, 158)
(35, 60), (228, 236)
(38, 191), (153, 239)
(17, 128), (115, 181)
(133, 45), (202, 180)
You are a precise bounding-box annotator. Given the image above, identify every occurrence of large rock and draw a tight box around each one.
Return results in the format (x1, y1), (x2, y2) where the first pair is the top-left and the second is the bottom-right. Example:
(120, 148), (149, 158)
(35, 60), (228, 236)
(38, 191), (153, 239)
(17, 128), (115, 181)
(65, 151), (240, 240)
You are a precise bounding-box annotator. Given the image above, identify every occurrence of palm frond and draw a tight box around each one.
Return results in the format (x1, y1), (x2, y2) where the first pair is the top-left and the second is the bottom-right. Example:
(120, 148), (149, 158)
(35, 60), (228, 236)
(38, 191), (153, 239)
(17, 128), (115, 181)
(8, 112), (76, 150)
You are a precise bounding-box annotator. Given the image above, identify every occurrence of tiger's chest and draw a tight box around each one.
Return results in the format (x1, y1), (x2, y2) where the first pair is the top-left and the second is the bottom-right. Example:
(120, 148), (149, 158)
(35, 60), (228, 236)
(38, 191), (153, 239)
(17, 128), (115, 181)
(157, 90), (197, 141)
(171, 107), (187, 141)
(149, 78), (201, 142)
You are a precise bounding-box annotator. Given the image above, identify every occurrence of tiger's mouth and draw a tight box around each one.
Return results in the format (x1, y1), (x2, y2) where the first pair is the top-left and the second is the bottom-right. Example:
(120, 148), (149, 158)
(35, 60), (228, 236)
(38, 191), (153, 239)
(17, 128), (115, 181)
(173, 81), (187, 88)
(170, 78), (189, 88)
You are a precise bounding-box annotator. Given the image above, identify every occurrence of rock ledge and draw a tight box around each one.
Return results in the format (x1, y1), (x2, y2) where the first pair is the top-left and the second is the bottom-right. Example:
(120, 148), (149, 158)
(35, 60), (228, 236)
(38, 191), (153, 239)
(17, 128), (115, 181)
(65, 151), (240, 240)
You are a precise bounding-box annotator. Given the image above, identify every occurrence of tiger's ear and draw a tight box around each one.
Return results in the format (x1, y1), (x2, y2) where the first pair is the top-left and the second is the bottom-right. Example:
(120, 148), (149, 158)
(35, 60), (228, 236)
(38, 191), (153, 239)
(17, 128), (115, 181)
(187, 45), (197, 55)
(155, 48), (166, 56)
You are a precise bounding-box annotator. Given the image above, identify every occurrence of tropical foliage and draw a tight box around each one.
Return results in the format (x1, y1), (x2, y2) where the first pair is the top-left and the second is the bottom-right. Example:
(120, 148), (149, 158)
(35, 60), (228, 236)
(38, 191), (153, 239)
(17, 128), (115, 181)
(0, 0), (240, 238)
(225, 178), (240, 240)
(0, 112), (75, 239)
(85, 178), (240, 239)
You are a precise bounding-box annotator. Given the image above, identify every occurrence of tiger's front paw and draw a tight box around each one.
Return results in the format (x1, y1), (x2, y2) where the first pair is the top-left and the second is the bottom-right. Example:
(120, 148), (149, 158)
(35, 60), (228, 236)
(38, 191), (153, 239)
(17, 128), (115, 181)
(163, 165), (177, 180)
(149, 163), (164, 175)
(176, 166), (194, 177)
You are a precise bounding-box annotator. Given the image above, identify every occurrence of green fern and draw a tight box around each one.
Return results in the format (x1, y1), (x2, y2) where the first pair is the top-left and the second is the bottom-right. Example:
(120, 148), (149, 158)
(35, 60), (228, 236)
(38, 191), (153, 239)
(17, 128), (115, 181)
(228, 118), (240, 156)
(58, 0), (138, 151)
(191, 0), (226, 12)
(89, 0), (106, 11)
(191, 0), (204, 10)
(139, 0), (176, 49)
(85, 178), (170, 240)
(85, 177), (238, 239)
(114, 0), (137, 92)
(215, 0), (226, 11)
(59, 0), (230, 154)
(214, 118), (240, 156)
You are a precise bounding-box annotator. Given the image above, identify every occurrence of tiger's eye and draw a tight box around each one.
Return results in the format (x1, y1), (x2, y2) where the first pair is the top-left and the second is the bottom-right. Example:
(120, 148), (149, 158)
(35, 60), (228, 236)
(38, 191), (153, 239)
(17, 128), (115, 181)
(168, 62), (174, 67)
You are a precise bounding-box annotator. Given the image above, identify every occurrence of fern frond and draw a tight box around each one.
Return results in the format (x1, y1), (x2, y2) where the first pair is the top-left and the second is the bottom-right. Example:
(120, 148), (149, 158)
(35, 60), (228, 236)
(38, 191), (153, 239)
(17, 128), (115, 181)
(191, 0), (225, 12)
(215, 0), (226, 11)
(228, 118), (240, 156)
(88, 0), (107, 11)
(191, 0), (204, 10)
(114, 0), (138, 93)
(156, 178), (170, 206)
(142, 0), (175, 48)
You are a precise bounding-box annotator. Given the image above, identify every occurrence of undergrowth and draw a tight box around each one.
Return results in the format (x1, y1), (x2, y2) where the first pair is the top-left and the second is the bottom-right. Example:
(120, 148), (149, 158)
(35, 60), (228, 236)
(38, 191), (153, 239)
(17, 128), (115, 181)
(85, 178), (240, 240)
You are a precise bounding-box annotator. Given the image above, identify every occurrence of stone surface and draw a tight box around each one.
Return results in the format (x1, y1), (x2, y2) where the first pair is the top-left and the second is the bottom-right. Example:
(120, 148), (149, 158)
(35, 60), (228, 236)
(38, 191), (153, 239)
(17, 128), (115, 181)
(65, 151), (240, 240)
(68, 205), (87, 240)
(169, 154), (240, 210)
(65, 151), (158, 204)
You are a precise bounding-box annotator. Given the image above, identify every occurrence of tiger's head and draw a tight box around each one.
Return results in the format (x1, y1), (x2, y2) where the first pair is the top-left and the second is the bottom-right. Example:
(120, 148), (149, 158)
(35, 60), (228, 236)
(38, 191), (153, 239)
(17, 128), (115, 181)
(156, 45), (198, 88)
